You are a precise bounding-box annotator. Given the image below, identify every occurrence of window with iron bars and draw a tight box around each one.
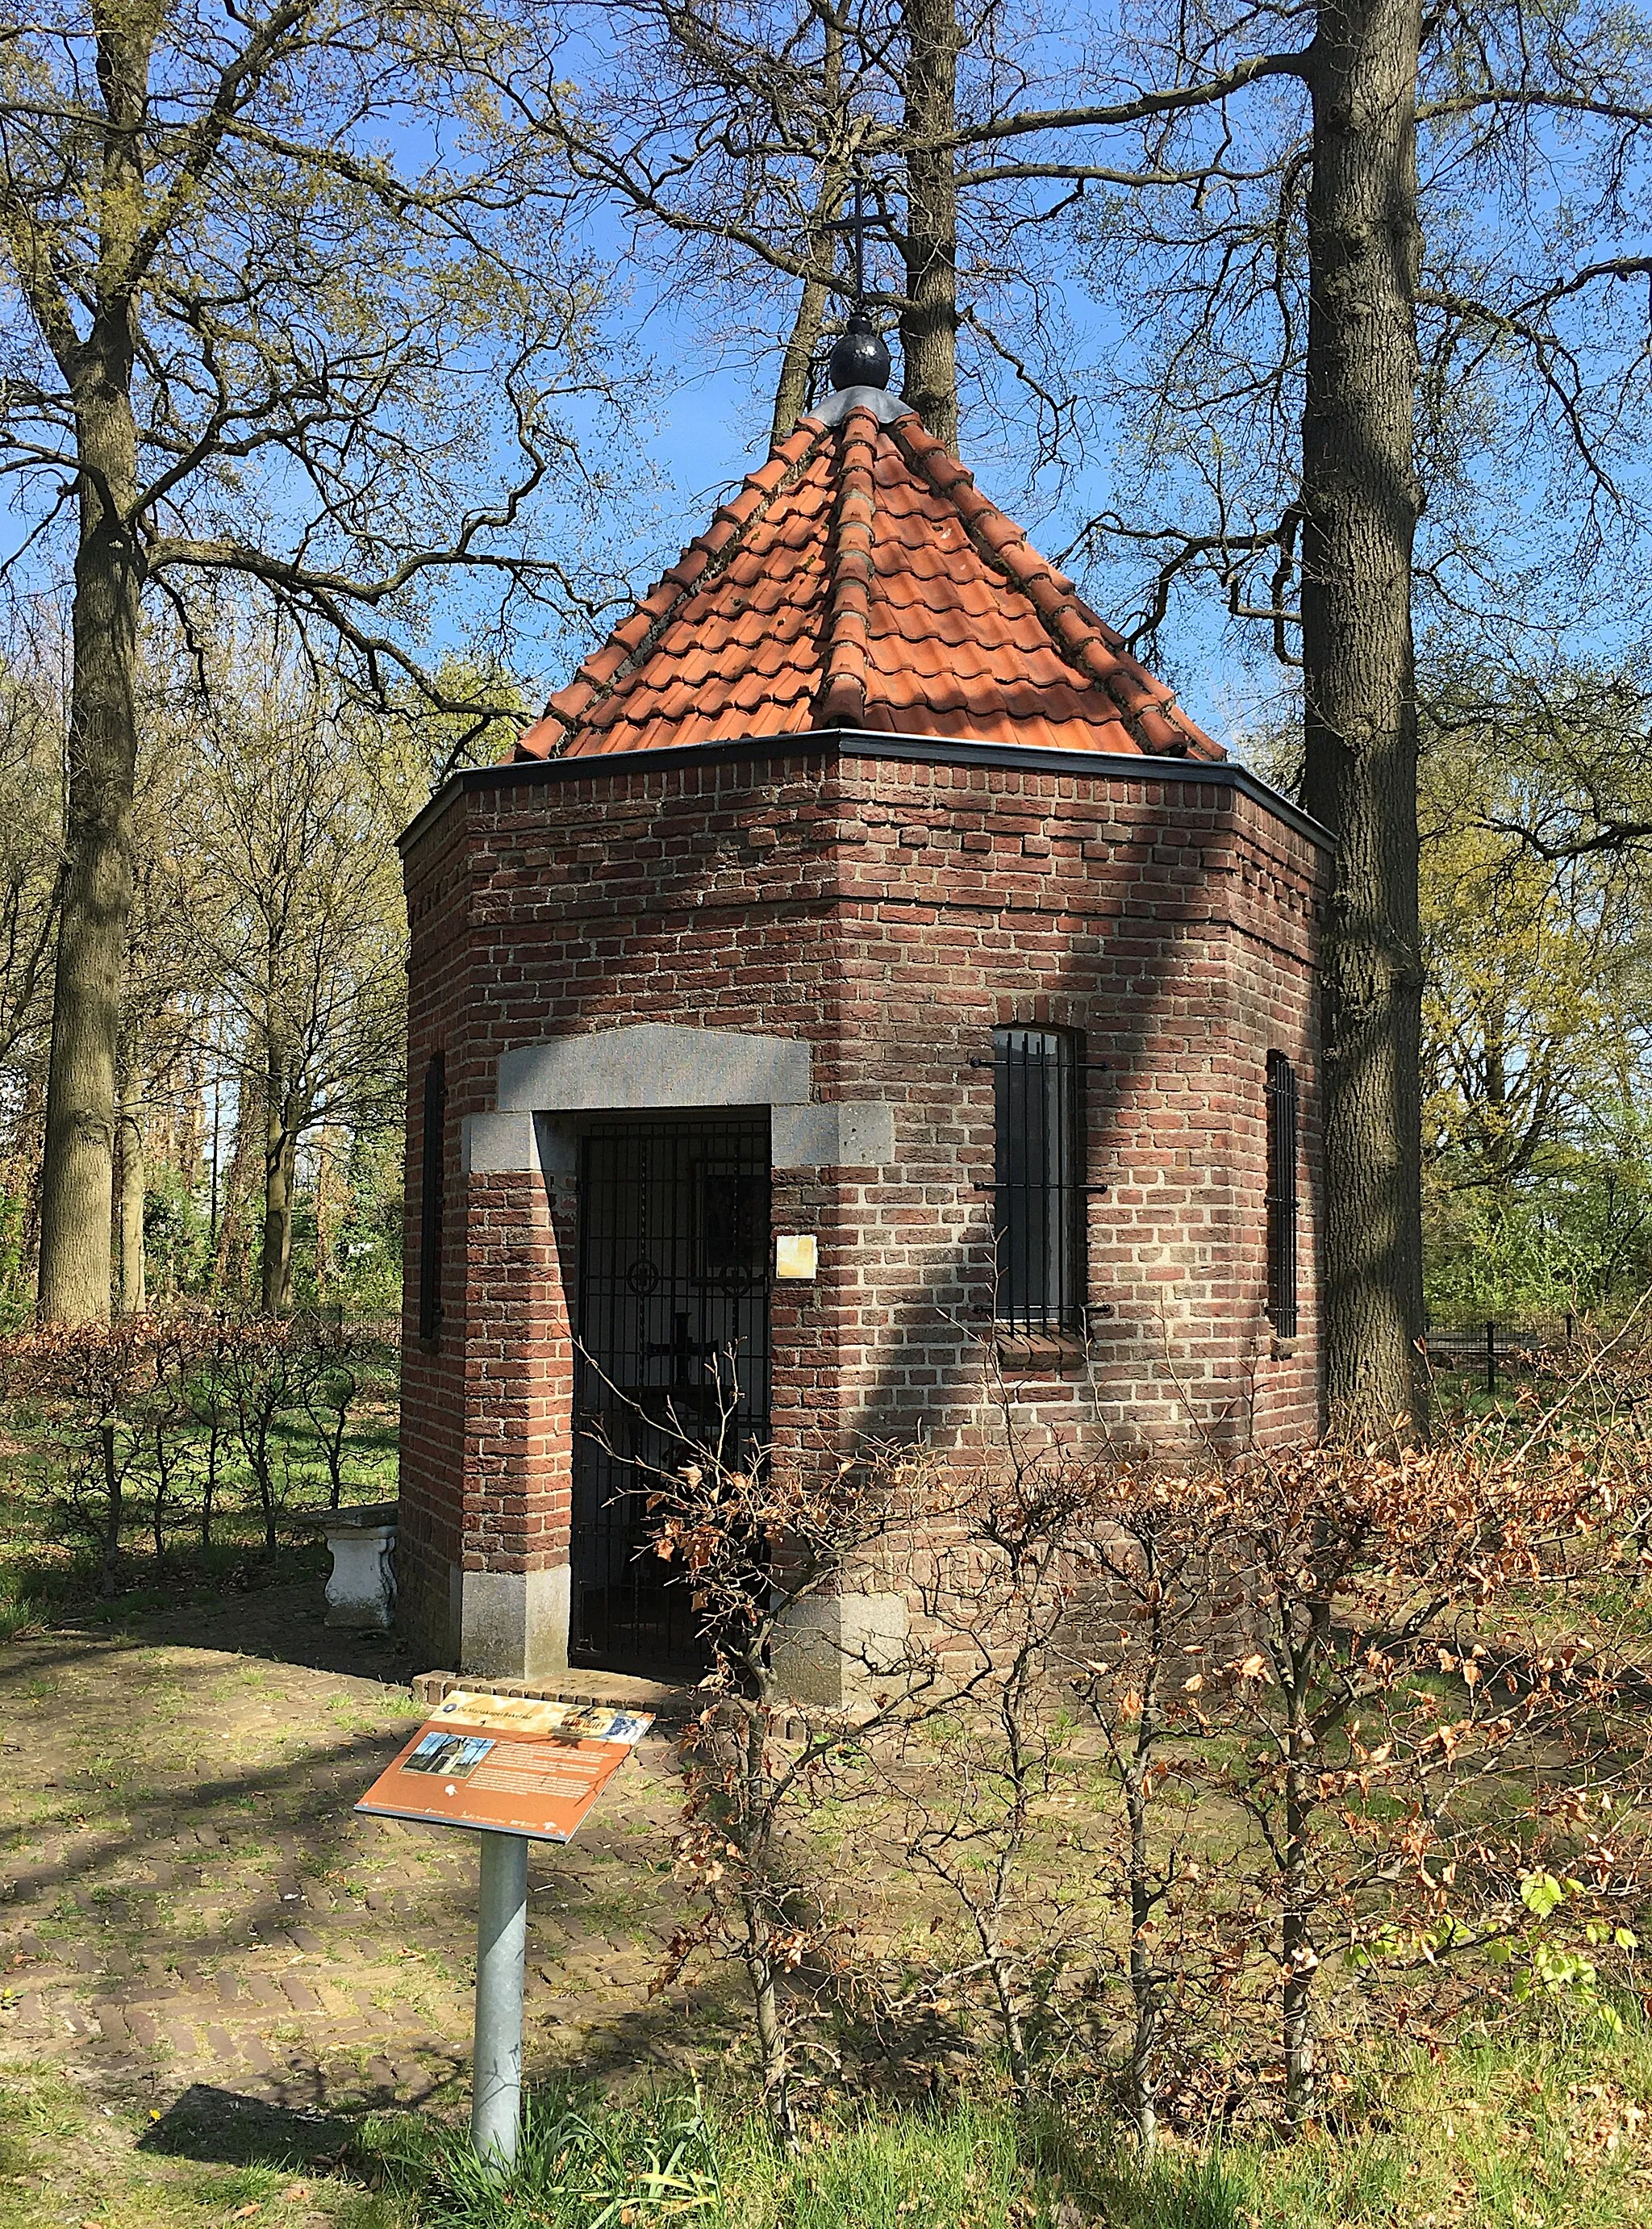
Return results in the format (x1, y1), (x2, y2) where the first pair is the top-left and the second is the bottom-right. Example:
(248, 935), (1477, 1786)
(418, 1051), (447, 1341)
(993, 1027), (1083, 1333)
(1265, 1050), (1299, 1338)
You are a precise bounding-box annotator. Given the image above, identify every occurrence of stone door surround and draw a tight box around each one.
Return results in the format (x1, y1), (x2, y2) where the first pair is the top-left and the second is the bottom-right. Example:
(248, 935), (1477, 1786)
(462, 1023), (895, 1172)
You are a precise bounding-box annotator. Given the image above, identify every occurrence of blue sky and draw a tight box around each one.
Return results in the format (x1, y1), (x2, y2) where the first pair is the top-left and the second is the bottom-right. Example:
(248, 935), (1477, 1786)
(538, 270), (1279, 762)
(4, 3), (1646, 777)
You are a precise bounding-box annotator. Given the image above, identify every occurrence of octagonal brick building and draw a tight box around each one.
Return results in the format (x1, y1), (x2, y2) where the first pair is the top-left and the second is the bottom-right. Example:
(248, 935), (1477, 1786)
(396, 378), (1330, 1687)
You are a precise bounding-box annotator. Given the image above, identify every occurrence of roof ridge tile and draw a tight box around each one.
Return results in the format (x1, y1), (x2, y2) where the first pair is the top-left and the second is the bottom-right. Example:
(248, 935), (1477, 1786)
(816, 404), (879, 728)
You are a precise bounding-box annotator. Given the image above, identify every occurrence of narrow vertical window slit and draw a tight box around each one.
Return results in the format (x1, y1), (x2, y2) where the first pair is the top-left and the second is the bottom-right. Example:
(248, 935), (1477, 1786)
(419, 1052), (447, 1341)
(994, 1027), (1083, 1334)
(1266, 1050), (1299, 1339)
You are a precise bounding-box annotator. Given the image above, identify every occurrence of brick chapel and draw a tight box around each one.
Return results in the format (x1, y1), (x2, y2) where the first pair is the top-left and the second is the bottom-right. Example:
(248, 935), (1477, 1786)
(396, 332), (1329, 1688)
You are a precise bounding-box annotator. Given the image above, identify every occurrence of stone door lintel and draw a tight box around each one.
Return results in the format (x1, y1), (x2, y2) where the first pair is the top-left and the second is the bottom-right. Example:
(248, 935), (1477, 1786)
(465, 1025), (894, 1171)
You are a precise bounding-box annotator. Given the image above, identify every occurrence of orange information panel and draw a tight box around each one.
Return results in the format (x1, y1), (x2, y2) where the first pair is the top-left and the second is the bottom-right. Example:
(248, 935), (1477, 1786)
(355, 1689), (654, 1843)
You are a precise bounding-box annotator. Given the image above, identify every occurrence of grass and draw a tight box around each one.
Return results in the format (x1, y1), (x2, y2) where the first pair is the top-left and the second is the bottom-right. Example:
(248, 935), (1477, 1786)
(0, 2072), (343, 2229)
(345, 2013), (1652, 2226)
(1081, 2015), (1652, 2227)
(9, 2011), (1648, 2229)
(327, 2013), (1652, 2227)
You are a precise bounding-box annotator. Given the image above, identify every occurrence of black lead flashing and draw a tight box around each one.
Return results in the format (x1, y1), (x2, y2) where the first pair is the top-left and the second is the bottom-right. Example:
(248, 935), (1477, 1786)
(398, 728), (1333, 856)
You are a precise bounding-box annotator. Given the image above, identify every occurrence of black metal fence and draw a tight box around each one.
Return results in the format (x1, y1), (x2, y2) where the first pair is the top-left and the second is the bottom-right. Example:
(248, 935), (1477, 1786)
(1425, 1316), (1579, 1393)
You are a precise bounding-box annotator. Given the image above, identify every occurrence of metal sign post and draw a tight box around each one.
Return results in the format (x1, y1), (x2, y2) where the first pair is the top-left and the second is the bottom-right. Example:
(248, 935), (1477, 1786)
(355, 1688), (654, 2169)
(472, 1830), (529, 2164)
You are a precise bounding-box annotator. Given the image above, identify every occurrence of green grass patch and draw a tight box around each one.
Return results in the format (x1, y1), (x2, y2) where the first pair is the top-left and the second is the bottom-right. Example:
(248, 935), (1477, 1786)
(1077, 2013), (1652, 2227)
(353, 2087), (1066, 2229)
(6, 2016), (1652, 2227)
(0, 2067), (356, 2229)
(338, 2011), (1652, 2229)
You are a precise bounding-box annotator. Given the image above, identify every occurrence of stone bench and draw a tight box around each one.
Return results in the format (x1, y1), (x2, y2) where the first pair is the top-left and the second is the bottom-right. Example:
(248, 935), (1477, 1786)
(289, 1501), (398, 1629)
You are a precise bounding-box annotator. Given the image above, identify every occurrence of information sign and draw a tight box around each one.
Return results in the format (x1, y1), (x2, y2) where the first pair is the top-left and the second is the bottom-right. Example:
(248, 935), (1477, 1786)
(354, 1688), (653, 1843)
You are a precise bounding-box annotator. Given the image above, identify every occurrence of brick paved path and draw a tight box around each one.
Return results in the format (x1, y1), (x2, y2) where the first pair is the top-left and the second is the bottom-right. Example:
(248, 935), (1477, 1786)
(0, 1585), (717, 2115)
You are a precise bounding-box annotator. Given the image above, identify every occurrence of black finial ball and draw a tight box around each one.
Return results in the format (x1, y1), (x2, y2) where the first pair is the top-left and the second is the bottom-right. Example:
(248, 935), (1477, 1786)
(828, 311), (891, 392)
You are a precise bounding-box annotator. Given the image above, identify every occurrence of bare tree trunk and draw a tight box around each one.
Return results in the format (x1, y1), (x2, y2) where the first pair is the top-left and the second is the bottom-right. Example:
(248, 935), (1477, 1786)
(1281, 1743), (1318, 2126)
(278, 1125), (299, 1310)
(770, 19), (846, 440)
(739, 1706), (798, 2152)
(215, 1028), (261, 1300)
(1124, 1751), (1159, 2152)
(1125, 1602), (1166, 2154)
(39, 385), (142, 1325)
(772, 272), (833, 439)
(899, 0), (960, 448)
(10, 1071), (47, 1307)
(261, 1067), (302, 1316)
(986, 1931), (1032, 2111)
(200, 1362), (223, 1550)
(312, 1123), (338, 1300)
(98, 1419), (123, 1599)
(116, 1059), (145, 1315)
(1274, 1592), (1332, 2127)
(1299, 0), (1429, 1441)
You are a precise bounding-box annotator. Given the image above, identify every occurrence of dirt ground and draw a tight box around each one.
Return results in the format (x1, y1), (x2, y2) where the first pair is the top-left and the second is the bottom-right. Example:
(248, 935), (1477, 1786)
(0, 1579), (720, 2131)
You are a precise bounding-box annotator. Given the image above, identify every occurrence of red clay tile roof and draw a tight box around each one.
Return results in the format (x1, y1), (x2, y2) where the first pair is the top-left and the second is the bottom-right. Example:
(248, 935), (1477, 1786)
(515, 396), (1222, 763)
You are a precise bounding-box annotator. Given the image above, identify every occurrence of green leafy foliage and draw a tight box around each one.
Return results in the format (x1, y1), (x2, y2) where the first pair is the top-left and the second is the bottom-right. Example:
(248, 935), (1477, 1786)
(1419, 665), (1652, 1323)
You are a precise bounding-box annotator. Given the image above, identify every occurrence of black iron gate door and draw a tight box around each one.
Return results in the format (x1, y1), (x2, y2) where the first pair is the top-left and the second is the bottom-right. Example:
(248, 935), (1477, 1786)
(572, 1115), (770, 1673)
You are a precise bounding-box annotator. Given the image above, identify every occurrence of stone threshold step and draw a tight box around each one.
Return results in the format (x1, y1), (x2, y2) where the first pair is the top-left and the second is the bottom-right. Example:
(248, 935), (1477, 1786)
(411, 1668), (695, 1723)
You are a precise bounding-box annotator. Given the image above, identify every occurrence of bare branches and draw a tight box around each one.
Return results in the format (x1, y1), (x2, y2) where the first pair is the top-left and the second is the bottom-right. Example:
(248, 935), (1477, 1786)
(0, 1), (640, 736)
(517, 1), (1295, 458)
(924, 48), (1313, 148)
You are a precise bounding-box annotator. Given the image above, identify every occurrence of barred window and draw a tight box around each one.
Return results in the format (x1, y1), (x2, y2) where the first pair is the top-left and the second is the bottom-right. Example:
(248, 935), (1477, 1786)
(418, 1052), (447, 1340)
(1266, 1050), (1299, 1338)
(994, 1027), (1083, 1333)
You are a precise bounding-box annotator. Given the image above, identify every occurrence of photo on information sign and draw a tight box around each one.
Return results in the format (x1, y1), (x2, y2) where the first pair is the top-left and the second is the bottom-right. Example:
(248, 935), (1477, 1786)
(403, 1733), (494, 1780)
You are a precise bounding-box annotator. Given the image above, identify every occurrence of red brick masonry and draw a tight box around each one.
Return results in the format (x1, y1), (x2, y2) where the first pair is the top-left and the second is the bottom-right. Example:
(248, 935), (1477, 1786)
(398, 732), (1329, 1676)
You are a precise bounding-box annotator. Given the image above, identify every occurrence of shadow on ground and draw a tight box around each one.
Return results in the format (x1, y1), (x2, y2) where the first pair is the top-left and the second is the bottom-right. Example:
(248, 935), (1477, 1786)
(140, 2083), (362, 2167)
(41, 1575), (418, 1684)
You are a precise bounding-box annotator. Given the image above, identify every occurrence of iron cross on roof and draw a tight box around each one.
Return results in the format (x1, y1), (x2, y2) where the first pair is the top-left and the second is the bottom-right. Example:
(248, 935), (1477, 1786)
(826, 174), (892, 392)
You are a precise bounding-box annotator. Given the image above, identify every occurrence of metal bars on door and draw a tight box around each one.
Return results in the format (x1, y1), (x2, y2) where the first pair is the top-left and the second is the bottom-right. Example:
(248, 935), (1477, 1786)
(572, 1116), (770, 1672)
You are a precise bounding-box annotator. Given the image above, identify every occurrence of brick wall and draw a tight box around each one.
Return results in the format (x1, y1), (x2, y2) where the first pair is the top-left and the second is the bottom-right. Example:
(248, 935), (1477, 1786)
(397, 736), (1327, 1671)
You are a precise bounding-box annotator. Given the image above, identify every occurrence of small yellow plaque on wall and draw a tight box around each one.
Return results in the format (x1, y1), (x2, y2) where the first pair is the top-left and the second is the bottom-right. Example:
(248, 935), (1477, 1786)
(774, 1233), (818, 1280)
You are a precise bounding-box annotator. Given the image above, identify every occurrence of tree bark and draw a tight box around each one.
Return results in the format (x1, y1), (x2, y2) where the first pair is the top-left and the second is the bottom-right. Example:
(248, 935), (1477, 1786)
(312, 1122), (338, 1298)
(215, 1024), (261, 1300)
(98, 1417), (123, 1599)
(739, 1705), (798, 2152)
(35, 7), (156, 1327)
(116, 1057), (145, 1315)
(770, 17), (846, 442)
(1281, 1739), (1318, 2125)
(772, 253), (836, 441)
(1125, 1557), (1166, 2154)
(899, 0), (960, 447)
(38, 382), (142, 1324)
(261, 1059), (302, 1315)
(1299, 0), (1429, 1441)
